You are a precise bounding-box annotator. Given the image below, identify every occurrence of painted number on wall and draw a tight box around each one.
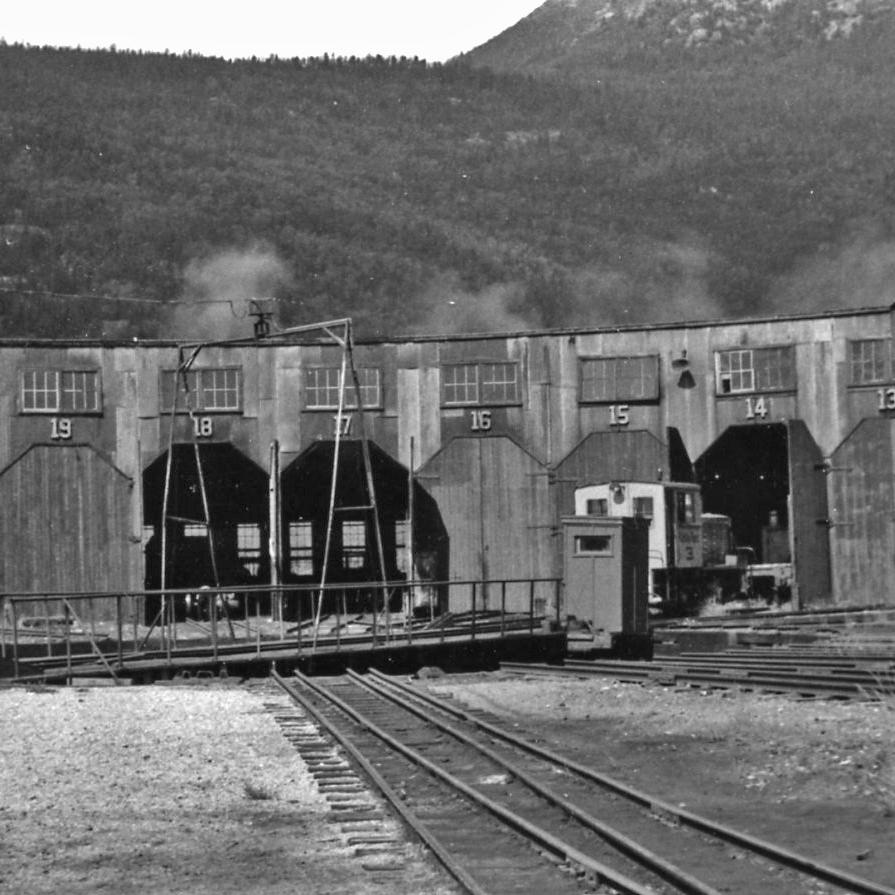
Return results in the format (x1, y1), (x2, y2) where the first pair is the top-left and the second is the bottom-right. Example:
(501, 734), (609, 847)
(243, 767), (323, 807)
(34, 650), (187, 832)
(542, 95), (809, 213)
(609, 404), (630, 426)
(745, 396), (770, 420)
(192, 416), (214, 438)
(50, 417), (72, 440)
(877, 387), (895, 412)
(333, 414), (352, 436)
(469, 409), (492, 431)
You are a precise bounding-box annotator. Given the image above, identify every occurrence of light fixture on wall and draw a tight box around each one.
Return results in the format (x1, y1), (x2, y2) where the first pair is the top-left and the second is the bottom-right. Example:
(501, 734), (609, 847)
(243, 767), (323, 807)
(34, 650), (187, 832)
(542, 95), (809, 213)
(671, 350), (696, 389)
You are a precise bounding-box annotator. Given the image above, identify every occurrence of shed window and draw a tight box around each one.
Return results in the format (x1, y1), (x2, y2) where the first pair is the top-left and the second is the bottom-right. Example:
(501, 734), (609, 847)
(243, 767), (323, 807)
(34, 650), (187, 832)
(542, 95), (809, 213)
(442, 362), (520, 406)
(715, 347), (794, 394)
(305, 367), (381, 409)
(161, 367), (242, 412)
(574, 534), (613, 555)
(21, 369), (101, 414)
(342, 520), (367, 570)
(676, 492), (697, 524)
(579, 356), (658, 403)
(850, 339), (891, 385)
(289, 521), (314, 576)
(237, 523), (262, 577)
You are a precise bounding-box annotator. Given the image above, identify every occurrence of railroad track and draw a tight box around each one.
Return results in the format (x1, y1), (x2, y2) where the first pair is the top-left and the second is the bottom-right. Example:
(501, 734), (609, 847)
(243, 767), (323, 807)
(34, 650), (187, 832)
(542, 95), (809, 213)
(272, 667), (895, 895)
(503, 652), (895, 699)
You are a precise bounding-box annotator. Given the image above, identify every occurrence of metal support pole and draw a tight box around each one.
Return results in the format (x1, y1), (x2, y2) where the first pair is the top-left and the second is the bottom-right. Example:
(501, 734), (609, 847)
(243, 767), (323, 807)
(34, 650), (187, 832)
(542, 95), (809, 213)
(65, 601), (72, 685)
(44, 598), (52, 657)
(11, 601), (19, 679)
(529, 579), (536, 635)
(116, 595), (123, 668)
(500, 581), (506, 638)
(471, 582), (477, 641)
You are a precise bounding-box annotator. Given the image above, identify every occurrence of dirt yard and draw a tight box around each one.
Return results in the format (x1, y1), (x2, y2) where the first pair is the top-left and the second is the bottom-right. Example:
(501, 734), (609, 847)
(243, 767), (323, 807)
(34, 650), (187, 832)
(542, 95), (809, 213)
(426, 671), (895, 889)
(1, 673), (893, 893)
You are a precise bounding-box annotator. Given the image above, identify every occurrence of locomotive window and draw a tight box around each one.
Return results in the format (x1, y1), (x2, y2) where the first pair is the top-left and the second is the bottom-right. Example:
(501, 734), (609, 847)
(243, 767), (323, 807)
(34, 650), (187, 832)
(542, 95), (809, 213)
(160, 367), (243, 412)
(676, 492), (697, 524)
(715, 346), (794, 394)
(304, 366), (381, 409)
(849, 339), (891, 385)
(579, 355), (659, 403)
(21, 369), (101, 414)
(633, 497), (654, 519)
(574, 534), (613, 555)
(585, 498), (609, 516)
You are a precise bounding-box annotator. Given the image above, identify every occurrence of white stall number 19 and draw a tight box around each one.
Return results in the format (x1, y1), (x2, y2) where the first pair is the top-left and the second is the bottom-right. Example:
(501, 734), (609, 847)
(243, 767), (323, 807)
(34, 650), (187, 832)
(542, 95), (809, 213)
(50, 417), (72, 440)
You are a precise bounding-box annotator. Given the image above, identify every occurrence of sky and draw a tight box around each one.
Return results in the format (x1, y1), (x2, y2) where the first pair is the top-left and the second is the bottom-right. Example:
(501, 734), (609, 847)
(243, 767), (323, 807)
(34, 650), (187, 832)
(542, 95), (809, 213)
(2, 1), (545, 63)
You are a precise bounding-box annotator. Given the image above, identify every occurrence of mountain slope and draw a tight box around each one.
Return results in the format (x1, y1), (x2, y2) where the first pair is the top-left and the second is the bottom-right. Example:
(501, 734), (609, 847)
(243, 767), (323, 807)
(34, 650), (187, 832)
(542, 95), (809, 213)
(1, 34), (895, 340)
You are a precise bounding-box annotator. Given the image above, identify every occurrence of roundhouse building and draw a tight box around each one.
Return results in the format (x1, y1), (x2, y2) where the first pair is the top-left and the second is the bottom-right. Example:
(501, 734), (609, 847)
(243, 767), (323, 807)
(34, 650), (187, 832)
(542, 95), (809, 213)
(2, 303), (895, 621)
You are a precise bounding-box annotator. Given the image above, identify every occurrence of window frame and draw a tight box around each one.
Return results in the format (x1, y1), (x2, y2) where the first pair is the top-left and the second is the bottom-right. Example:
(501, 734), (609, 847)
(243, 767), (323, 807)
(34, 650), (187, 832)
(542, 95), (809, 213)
(574, 533), (614, 556)
(714, 345), (795, 396)
(20, 368), (103, 415)
(288, 520), (314, 577)
(304, 366), (382, 411)
(578, 355), (659, 404)
(849, 338), (892, 386)
(441, 361), (521, 407)
(160, 366), (243, 414)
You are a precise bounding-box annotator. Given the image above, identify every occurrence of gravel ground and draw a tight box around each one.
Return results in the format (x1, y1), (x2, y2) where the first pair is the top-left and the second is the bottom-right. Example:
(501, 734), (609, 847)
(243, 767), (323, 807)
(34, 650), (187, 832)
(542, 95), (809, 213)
(425, 672), (895, 887)
(3, 673), (895, 894)
(0, 682), (458, 895)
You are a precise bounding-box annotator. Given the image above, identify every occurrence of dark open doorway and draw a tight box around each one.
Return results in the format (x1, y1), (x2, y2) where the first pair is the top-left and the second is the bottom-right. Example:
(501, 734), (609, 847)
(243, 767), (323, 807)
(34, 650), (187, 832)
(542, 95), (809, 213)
(281, 439), (448, 617)
(142, 443), (269, 622)
(695, 423), (790, 565)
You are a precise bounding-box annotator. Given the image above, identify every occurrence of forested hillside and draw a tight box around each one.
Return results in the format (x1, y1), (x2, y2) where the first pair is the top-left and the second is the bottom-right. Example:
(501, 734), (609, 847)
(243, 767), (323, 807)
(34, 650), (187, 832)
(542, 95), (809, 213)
(2, 30), (895, 339)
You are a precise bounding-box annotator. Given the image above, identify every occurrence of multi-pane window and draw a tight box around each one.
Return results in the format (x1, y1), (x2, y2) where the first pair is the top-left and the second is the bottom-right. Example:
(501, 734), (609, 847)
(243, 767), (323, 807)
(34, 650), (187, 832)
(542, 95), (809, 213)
(579, 356), (659, 403)
(342, 520), (366, 570)
(715, 347), (795, 394)
(184, 523), (208, 537)
(850, 339), (891, 385)
(305, 367), (381, 409)
(289, 521), (314, 576)
(21, 369), (101, 413)
(237, 523), (262, 577)
(161, 367), (242, 412)
(442, 362), (520, 406)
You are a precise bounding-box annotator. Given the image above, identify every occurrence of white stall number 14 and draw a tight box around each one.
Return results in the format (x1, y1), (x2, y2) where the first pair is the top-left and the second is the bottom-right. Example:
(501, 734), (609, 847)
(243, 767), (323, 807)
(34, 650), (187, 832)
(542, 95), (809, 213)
(745, 396), (770, 420)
